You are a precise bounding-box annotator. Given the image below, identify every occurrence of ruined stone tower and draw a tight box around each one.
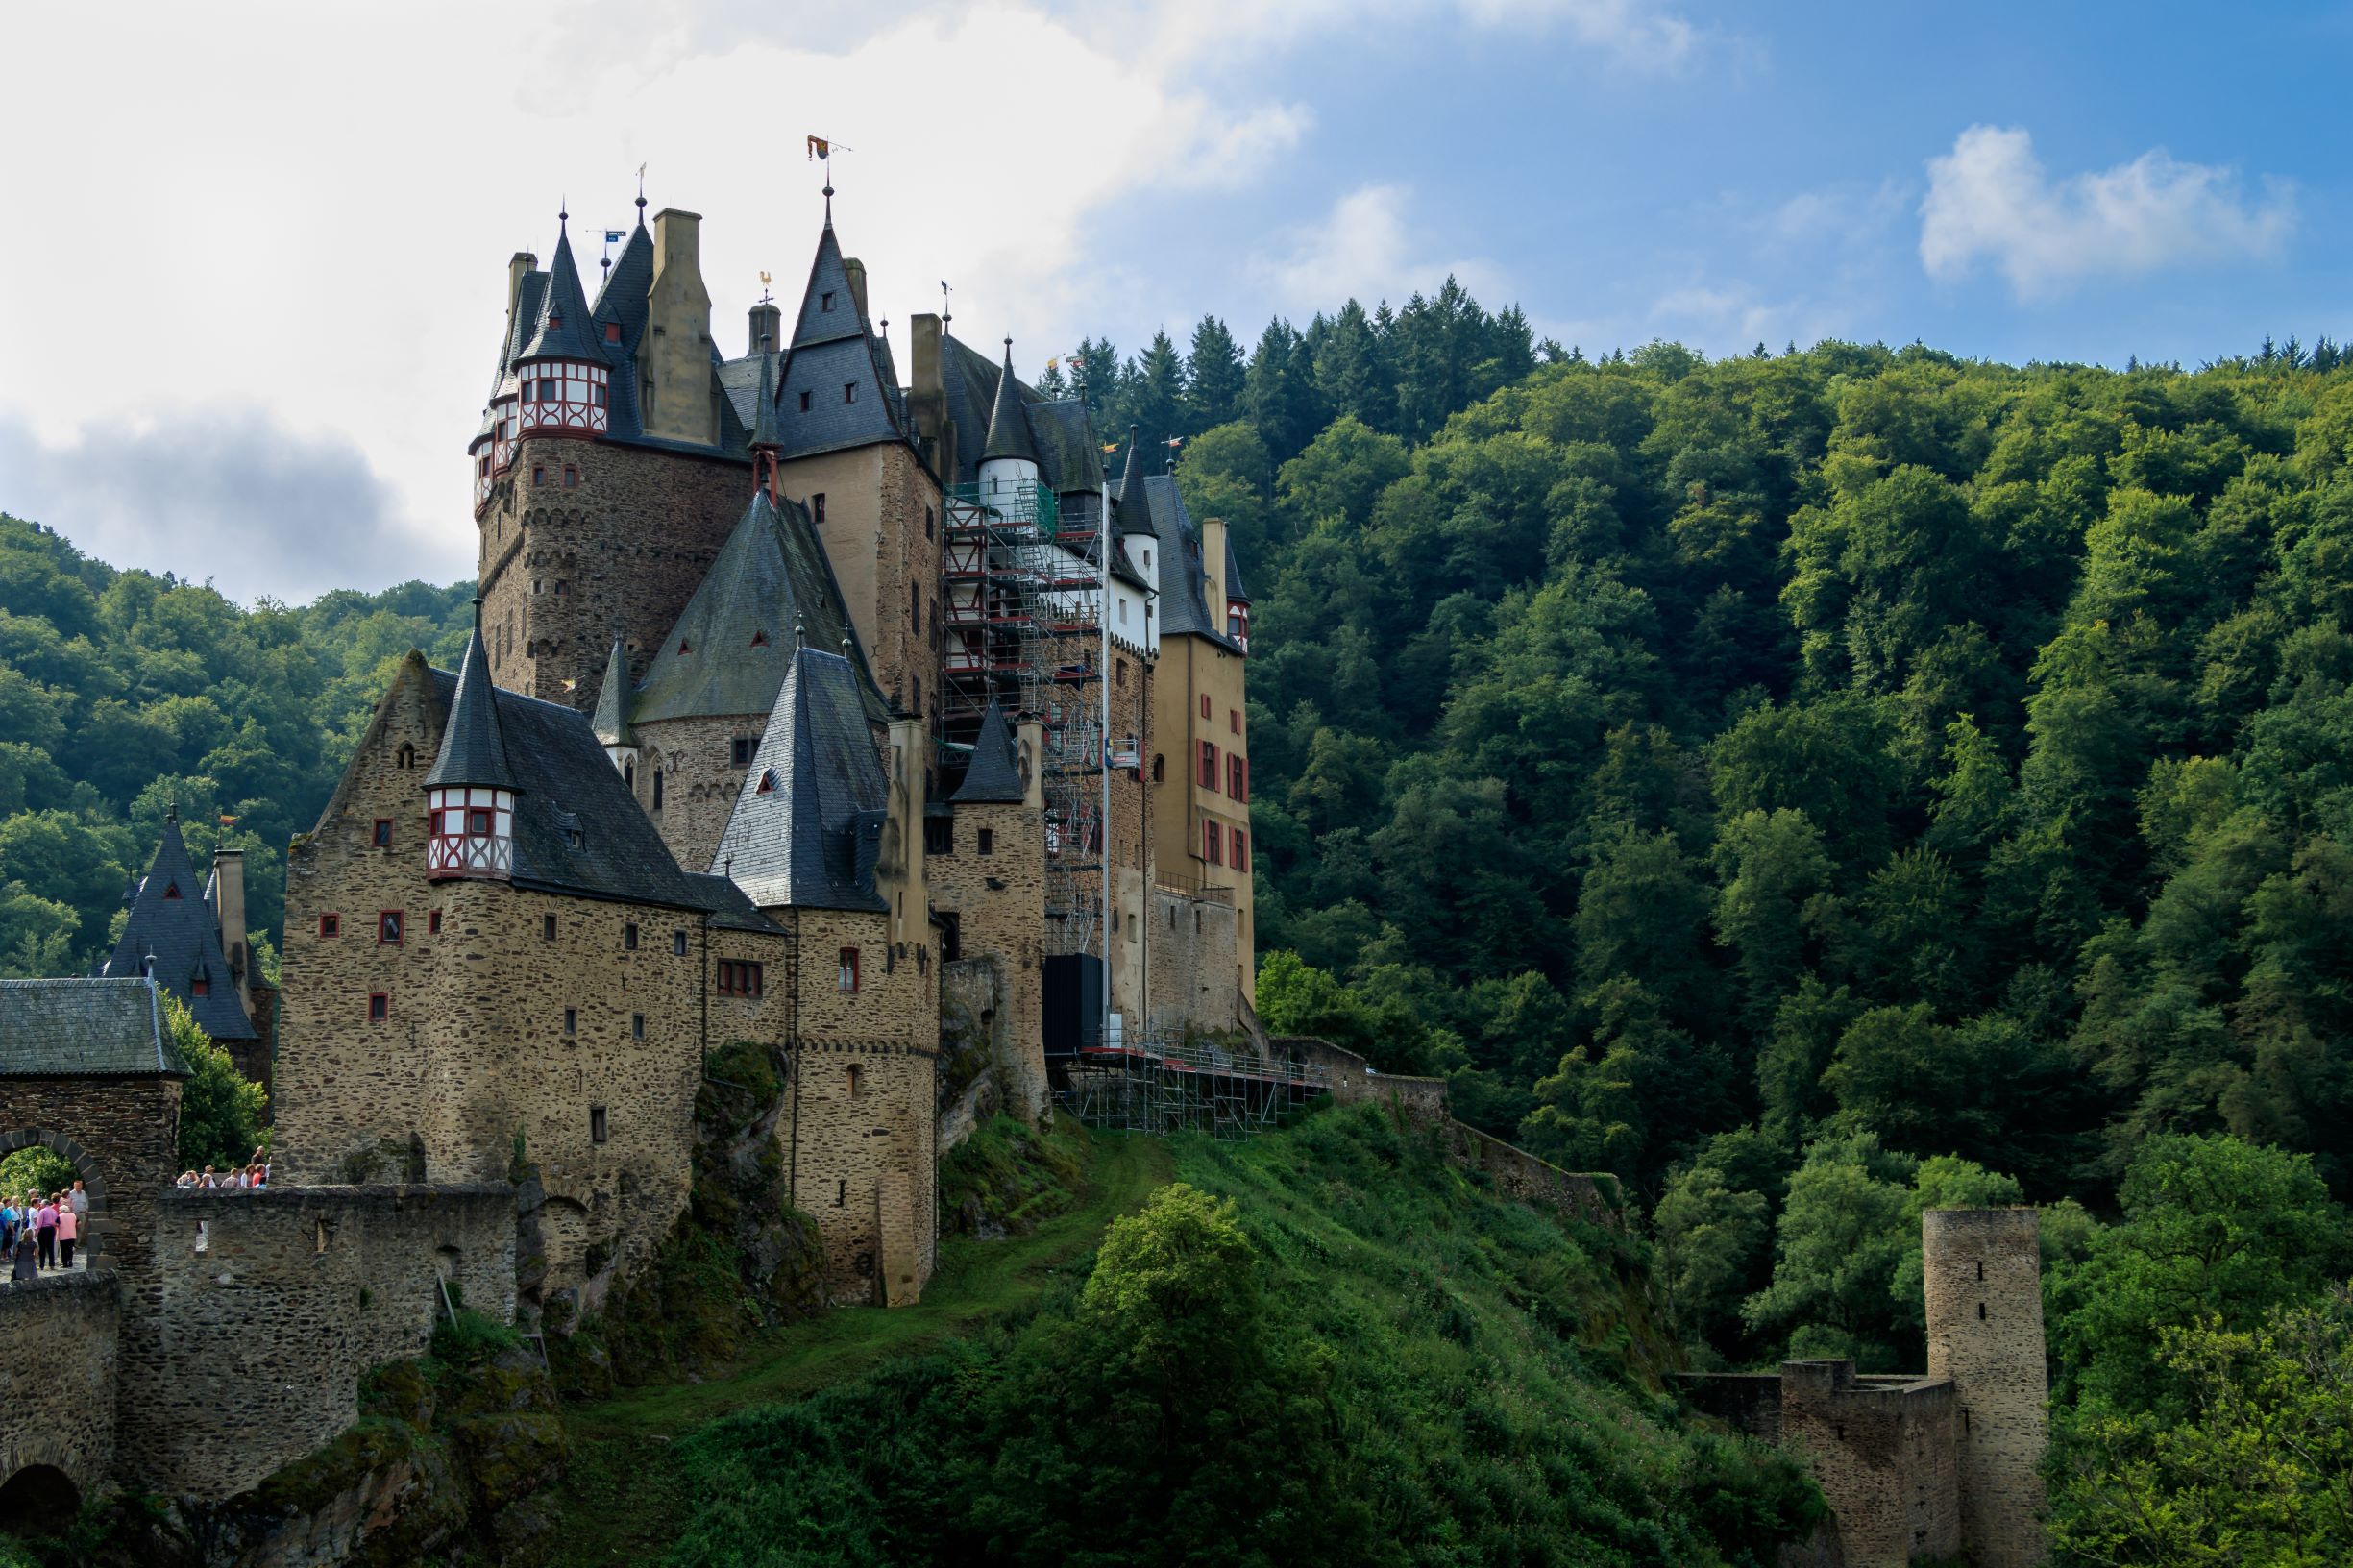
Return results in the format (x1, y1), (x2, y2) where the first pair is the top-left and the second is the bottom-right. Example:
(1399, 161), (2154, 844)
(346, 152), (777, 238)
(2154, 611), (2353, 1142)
(1924, 1208), (2048, 1567)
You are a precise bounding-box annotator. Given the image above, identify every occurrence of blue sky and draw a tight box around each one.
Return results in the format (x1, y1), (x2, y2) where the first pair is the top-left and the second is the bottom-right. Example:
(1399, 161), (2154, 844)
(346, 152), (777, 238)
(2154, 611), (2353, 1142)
(0, 0), (2341, 602)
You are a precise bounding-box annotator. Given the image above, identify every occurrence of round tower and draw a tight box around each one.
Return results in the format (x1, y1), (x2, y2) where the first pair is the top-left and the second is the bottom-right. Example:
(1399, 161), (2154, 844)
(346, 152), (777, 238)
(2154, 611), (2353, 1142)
(977, 338), (1040, 506)
(1923, 1208), (2048, 1567)
(425, 604), (520, 882)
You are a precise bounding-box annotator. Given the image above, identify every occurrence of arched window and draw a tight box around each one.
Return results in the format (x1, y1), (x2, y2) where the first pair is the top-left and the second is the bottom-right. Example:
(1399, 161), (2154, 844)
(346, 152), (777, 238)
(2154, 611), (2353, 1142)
(652, 770), (665, 810)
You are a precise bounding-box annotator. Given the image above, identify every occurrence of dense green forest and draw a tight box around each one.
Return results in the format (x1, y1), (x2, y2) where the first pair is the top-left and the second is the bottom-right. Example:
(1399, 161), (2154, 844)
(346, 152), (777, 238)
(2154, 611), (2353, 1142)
(0, 519), (472, 975)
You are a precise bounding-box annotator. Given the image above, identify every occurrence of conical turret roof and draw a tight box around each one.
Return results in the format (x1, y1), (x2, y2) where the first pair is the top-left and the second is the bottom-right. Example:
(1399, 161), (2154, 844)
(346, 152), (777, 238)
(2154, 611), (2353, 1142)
(1114, 425), (1155, 537)
(518, 223), (601, 363)
(591, 639), (634, 747)
(750, 348), (783, 450)
(711, 648), (889, 911)
(981, 342), (1040, 466)
(100, 807), (256, 1042)
(952, 700), (1026, 803)
(425, 608), (520, 792)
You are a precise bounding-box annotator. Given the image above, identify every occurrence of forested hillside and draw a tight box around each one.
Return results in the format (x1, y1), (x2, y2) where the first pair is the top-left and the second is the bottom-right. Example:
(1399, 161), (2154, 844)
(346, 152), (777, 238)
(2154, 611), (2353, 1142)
(0, 517), (472, 974)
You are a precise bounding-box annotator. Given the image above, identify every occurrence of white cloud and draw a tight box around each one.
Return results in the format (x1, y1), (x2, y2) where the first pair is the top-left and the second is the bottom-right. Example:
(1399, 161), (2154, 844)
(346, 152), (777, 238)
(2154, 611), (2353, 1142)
(1247, 184), (1507, 315)
(1069, 0), (1708, 71)
(1919, 125), (2293, 299)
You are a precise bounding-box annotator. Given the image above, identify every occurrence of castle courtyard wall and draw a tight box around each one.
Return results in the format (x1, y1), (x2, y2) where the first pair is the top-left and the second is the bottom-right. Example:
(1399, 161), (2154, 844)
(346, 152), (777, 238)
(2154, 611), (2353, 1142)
(0, 1077), (182, 1276)
(0, 1270), (119, 1507)
(930, 799), (1047, 1120)
(1779, 1360), (1960, 1567)
(1146, 886), (1240, 1040)
(633, 711), (768, 875)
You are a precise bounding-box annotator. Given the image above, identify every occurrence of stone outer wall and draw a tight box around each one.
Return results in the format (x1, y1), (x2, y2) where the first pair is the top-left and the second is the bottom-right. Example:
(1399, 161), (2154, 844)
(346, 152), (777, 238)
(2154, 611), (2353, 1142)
(1146, 887), (1241, 1039)
(117, 1184), (515, 1504)
(1780, 1361), (1960, 1567)
(479, 436), (752, 711)
(931, 800), (1048, 1121)
(0, 1077), (181, 1275)
(1279, 1036), (1452, 1127)
(633, 711), (767, 876)
(1924, 1208), (2049, 1568)
(0, 1269), (120, 1505)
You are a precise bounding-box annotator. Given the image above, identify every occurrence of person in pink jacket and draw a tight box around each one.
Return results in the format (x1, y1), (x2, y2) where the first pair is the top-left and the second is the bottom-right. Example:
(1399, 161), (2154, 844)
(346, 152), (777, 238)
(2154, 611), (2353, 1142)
(34, 1198), (58, 1270)
(55, 1202), (78, 1269)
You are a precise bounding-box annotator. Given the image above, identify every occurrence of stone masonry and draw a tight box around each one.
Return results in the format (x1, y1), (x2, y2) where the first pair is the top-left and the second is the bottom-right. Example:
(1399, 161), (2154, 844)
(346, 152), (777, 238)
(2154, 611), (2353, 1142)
(929, 796), (1048, 1119)
(0, 1270), (119, 1510)
(0, 1077), (181, 1275)
(1924, 1208), (2049, 1567)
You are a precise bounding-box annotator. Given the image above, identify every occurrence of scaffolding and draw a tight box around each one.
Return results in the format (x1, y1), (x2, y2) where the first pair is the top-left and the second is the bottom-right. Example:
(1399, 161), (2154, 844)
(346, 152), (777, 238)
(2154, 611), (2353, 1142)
(1059, 1035), (1329, 1139)
(938, 478), (1111, 969)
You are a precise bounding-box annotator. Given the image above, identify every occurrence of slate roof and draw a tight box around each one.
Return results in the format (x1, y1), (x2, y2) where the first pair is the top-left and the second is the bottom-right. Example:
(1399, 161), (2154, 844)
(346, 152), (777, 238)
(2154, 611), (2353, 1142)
(1225, 535), (1250, 602)
(770, 333), (903, 459)
(629, 490), (888, 729)
(425, 614), (520, 792)
(416, 662), (778, 927)
(591, 639), (634, 747)
(749, 349), (783, 450)
(940, 335), (1112, 498)
(98, 813), (257, 1041)
(981, 344), (1041, 465)
(792, 223), (865, 349)
(1026, 400), (1106, 495)
(494, 271), (550, 394)
(1149, 476), (1244, 651)
(1112, 429), (1153, 538)
(517, 226), (602, 364)
(0, 978), (190, 1077)
(952, 700), (1026, 803)
(710, 648), (890, 911)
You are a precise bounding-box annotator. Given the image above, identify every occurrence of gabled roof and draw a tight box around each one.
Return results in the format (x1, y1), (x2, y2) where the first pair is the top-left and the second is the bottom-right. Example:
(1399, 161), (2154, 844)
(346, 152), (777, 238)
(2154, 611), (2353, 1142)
(425, 612), (520, 792)
(591, 639), (634, 747)
(98, 813), (256, 1042)
(1149, 476), (1244, 651)
(591, 220), (654, 358)
(631, 491), (888, 729)
(981, 343), (1041, 466)
(711, 649), (890, 911)
(414, 661), (777, 927)
(770, 333), (903, 459)
(1225, 535), (1250, 602)
(792, 223), (866, 349)
(952, 700), (1026, 804)
(0, 978), (191, 1077)
(1113, 427), (1153, 538)
(517, 225), (602, 364)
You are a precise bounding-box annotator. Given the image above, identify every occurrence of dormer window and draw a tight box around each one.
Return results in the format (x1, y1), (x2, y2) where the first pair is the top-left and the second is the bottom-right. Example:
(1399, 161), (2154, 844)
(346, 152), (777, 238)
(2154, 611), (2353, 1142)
(750, 629), (769, 649)
(162, 881), (182, 900)
(844, 382), (857, 404)
(799, 390), (811, 412)
(677, 638), (692, 654)
(548, 310), (563, 331)
(603, 321), (622, 343)
(821, 290), (835, 311)
(756, 769), (776, 795)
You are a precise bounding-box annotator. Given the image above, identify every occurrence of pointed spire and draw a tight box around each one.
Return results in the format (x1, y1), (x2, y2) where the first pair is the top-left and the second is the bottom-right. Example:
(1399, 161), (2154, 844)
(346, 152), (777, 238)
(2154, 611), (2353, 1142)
(519, 217), (600, 363)
(750, 343), (782, 453)
(952, 699), (1027, 803)
(425, 600), (520, 793)
(1115, 424), (1157, 538)
(592, 639), (635, 747)
(981, 340), (1041, 466)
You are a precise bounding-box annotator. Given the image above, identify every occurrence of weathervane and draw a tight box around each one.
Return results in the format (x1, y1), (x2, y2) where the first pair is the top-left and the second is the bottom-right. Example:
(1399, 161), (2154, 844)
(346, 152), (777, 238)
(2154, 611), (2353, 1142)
(759, 270), (773, 304)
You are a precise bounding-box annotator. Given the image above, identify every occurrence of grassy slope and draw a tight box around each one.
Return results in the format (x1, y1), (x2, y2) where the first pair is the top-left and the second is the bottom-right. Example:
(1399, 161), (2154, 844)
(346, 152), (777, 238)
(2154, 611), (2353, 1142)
(546, 1130), (1171, 1563)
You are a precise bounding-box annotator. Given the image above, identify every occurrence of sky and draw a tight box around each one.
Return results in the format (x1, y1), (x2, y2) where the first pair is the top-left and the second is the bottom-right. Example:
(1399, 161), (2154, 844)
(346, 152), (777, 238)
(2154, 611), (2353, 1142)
(2, 0), (2347, 605)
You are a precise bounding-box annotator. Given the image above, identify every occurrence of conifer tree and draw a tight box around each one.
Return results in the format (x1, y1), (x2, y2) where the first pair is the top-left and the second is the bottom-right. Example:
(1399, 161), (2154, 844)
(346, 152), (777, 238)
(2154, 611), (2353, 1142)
(1314, 300), (1397, 431)
(1127, 332), (1188, 452)
(1243, 318), (1325, 461)
(1185, 315), (1245, 433)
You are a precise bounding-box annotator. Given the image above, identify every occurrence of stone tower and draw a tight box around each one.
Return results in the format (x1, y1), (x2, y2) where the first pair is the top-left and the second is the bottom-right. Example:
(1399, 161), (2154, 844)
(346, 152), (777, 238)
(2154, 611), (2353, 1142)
(1924, 1208), (2048, 1567)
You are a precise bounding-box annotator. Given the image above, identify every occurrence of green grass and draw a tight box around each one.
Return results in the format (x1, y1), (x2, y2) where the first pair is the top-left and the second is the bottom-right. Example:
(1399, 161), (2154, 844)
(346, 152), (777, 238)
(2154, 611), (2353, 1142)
(542, 1124), (1170, 1563)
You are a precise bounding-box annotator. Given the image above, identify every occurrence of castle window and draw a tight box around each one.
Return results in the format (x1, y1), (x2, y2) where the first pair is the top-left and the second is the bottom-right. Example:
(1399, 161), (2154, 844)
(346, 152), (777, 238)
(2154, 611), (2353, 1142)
(925, 816), (952, 856)
(1976, 1261), (1984, 1281)
(625, 760), (636, 794)
(1203, 820), (1222, 866)
(756, 769), (776, 794)
(163, 881), (182, 899)
(977, 827), (994, 857)
(593, 382), (607, 408)
(677, 637), (692, 654)
(1119, 600), (1128, 625)
(1152, 754), (1164, 784)
(821, 290), (835, 312)
(190, 974), (209, 997)
(652, 770), (665, 810)
(838, 948), (860, 992)
(844, 381), (857, 404)
(799, 390), (812, 413)
(1978, 1302), (1987, 1320)
(533, 465), (547, 487)
(836, 1179), (846, 1208)
(562, 465), (577, 488)
(319, 914), (340, 939)
(812, 493), (826, 524)
(604, 321), (622, 343)
(1232, 831), (1249, 873)
(631, 1013), (645, 1041)
(429, 909), (442, 936)
(1228, 755), (1248, 802)
(564, 1007), (577, 1036)
(624, 922), (639, 951)
(731, 736), (756, 767)
(590, 1106), (608, 1143)
(548, 310), (563, 330)
(1115, 657), (1126, 685)
(718, 960), (764, 997)
(398, 742), (417, 769)
(469, 808), (492, 836)
(1197, 741), (1217, 788)
(543, 914), (558, 942)
(1200, 694), (1211, 720)
(373, 818), (393, 848)
(750, 628), (769, 649)
(1230, 708), (1241, 734)
(673, 930), (688, 957)
(845, 1064), (865, 1099)
(378, 910), (403, 945)
(368, 992), (388, 1024)
(925, 505), (934, 540)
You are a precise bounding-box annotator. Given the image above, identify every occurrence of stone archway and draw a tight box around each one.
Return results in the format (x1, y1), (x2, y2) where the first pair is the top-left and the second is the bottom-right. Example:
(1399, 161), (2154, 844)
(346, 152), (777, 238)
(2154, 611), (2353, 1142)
(0, 1459), (81, 1538)
(0, 1128), (107, 1264)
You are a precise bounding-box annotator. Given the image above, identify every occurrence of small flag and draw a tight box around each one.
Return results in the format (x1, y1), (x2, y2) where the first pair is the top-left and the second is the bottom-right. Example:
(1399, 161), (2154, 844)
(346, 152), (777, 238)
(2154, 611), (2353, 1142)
(1165, 435), (1185, 448)
(604, 230), (625, 244)
(1045, 356), (1059, 371)
(218, 814), (238, 828)
(808, 135), (831, 160)
(1101, 442), (1118, 454)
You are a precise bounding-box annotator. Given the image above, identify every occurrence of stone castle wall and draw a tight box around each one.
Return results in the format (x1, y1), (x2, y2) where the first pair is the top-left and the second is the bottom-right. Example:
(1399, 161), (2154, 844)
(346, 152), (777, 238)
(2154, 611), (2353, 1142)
(478, 435), (751, 709)
(1780, 1361), (1961, 1566)
(1924, 1209), (2049, 1567)
(632, 710), (767, 876)
(1147, 887), (1240, 1040)
(0, 1270), (119, 1506)
(117, 1184), (515, 1503)
(930, 799), (1047, 1120)
(0, 1078), (181, 1275)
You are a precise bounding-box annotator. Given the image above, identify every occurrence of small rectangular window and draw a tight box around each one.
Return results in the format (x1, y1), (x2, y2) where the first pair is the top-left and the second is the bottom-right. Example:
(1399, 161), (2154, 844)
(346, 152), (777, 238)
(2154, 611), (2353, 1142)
(532, 465), (547, 486)
(319, 914), (340, 939)
(821, 290), (835, 311)
(624, 922), (639, 950)
(812, 493), (826, 525)
(1203, 820), (1222, 866)
(798, 389), (812, 412)
(428, 909), (442, 936)
(1230, 708), (1241, 734)
(1198, 741), (1217, 788)
(1200, 694), (1211, 720)
(674, 930), (689, 956)
(563, 1007), (577, 1037)
(924, 816), (953, 856)
(378, 910), (403, 945)
(368, 992), (388, 1024)
(838, 947), (860, 992)
(1233, 831), (1250, 873)
(190, 976), (209, 996)
(590, 1106), (608, 1143)
(631, 1013), (645, 1041)
(469, 808), (492, 835)
(604, 321), (622, 343)
(543, 914), (557, 941)
(977, 827), (994, 857)
(372, 818), (393, 848)
(844, 381), (857, 403)
(730, 736), (756, 767)
(563, 464), (578, 488)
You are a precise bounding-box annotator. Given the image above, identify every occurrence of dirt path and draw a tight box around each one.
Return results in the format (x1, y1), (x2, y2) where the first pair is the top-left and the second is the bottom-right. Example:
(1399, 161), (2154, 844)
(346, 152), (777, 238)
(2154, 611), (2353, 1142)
(546, 1129), (1171, 1563)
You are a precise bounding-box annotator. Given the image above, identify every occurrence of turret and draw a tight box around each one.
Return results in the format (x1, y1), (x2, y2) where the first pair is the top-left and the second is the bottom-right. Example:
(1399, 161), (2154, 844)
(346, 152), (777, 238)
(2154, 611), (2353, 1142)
(978, 339), (1040, 507)
(749, 344), (783, 500)
(591, 638), (637, 782)
(425, 603), (520, 882)
(513, 213), (612, 440)
(1223, 532), (1252, 651)
(1924, 1209), (2049, 1567)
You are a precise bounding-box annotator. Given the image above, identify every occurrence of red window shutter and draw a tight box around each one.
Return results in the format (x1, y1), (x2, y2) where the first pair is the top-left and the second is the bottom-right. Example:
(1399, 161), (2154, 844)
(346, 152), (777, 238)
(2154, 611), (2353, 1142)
(1200, 693), (1211, 720)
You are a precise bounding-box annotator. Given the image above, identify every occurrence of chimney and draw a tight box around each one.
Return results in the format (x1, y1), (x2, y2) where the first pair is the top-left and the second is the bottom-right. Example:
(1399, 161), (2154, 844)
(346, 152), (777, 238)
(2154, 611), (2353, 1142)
(843, 257), (870, 320)
(909, 313), (952, 477)
(211, 846), (250, 1009)
(644, 209), (715, 445)
(749, 300), (782, 355)
(1200, 517), (1229, 620)
(506, 251), (537, 322)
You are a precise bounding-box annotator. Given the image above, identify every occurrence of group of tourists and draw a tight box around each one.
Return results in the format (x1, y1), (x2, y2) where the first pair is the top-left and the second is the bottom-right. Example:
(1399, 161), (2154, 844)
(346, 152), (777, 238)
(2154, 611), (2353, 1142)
(176, 1154), (270, 1190)
(4, 1184), (87, 1281)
